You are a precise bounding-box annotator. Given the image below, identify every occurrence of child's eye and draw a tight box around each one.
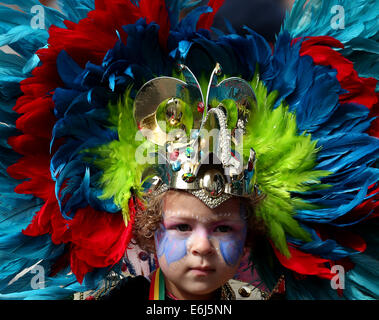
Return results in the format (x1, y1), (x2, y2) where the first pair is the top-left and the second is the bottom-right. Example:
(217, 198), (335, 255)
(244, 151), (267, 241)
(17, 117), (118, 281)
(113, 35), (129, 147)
(175, 224), (192, 232)
(214, 225), (233, 233)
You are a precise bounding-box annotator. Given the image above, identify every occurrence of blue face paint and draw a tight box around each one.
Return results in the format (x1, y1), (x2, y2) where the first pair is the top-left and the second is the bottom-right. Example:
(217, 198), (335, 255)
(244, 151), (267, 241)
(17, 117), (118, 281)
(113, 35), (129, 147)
(219, 236), (245, 266)
(155, 223), (188, 265)
(156, 204), (248, 267)
(219, 204), (248, 266)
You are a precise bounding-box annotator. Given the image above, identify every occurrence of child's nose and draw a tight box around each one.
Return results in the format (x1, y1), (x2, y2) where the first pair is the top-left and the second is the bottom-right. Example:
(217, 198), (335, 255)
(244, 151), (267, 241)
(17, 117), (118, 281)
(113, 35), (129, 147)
(189, 231), (214, 257)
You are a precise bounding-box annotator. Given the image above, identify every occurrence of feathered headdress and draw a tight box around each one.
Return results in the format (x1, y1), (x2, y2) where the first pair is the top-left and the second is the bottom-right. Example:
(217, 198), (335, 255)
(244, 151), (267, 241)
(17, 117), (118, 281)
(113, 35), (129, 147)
(0, 0), (378, 299)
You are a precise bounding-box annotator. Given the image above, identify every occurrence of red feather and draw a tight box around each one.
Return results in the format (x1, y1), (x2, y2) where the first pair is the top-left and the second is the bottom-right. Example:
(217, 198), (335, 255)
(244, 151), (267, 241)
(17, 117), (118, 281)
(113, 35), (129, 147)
(139, 0), (170, 49)
(7, 0), (159, 283)
(197, 0), (225, 30)
(300, 36), (378, 112)
(299, 36), (379, 140)
(272, 243), (334, 280)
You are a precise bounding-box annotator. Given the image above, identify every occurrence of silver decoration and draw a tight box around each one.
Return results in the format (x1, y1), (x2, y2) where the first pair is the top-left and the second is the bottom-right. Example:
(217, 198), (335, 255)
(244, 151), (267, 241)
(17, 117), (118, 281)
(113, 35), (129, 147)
(202, 106), (232, 167)
(189, 189), (232, 209)
(135, 63), (258, 209)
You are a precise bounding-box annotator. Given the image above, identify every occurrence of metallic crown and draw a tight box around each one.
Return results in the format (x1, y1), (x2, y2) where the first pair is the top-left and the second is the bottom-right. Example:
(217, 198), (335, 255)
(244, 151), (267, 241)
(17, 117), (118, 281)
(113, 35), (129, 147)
(134, 63), (258, 208)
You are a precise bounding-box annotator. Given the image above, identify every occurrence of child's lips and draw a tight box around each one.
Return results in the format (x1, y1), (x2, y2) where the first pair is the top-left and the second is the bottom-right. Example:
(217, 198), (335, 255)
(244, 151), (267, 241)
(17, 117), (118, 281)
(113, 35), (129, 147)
(189, 266), (216, 276)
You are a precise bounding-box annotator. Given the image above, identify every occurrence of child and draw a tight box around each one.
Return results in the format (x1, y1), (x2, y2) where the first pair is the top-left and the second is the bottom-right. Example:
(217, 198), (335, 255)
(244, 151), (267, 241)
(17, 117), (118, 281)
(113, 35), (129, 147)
(100, 189), (270, 300)
(1, 0), (377, 301)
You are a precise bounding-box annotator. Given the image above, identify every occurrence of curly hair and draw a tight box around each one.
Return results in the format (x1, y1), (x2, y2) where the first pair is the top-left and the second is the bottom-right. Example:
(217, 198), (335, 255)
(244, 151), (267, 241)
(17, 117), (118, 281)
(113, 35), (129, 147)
(132, 190), (267, 254)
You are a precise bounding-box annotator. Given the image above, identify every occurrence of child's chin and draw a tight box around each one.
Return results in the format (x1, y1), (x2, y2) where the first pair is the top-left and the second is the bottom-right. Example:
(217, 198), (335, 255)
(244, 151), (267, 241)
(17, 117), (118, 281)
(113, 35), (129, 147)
(183, 286), (218, 298)
(182, 279), (222, 296)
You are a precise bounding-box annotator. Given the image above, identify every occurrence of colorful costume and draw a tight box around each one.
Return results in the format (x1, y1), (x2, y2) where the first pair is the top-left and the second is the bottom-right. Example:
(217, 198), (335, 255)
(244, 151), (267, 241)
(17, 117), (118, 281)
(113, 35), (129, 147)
(0, 0), (378, 299)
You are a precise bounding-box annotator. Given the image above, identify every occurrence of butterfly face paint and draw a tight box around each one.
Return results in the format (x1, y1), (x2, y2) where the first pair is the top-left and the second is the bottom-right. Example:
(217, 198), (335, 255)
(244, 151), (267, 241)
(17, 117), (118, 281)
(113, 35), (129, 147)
(155, 222), (188, 265)
(154, 192), (249, 300)
(220, 204), (248, 266)
(219, 226), (247, 266)
(154, 208), (247, 267)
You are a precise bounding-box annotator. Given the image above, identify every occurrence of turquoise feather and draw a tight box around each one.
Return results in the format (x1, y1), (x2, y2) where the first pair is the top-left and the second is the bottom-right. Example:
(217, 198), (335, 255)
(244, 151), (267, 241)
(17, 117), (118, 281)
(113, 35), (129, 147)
(283, 0), (379, 86)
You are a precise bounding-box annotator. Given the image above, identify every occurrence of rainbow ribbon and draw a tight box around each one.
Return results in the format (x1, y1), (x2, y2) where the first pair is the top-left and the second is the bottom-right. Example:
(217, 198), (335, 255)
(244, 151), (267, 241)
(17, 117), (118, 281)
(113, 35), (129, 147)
(149, 267), (165, 300)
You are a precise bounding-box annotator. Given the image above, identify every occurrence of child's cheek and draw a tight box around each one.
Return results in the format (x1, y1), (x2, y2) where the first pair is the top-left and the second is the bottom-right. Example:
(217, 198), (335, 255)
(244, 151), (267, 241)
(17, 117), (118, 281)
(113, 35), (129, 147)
(219, 237), (245, 266)
(155, 226), (188, 265)
(218, 228), (247, 266)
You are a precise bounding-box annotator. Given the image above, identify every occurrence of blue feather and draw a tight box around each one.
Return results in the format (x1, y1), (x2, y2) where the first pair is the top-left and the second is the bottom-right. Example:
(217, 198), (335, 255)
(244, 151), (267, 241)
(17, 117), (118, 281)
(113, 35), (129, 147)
(57, 0), (95, 23)
(56, 50), (85, 89)
(284, 0), (378, 42)
(283, 0), (379, 84)
(0, 0), (378, 300)
(296, 180), (372, 223)
(288, 227), (364, 260)
(177, 6), (212, 35)
(316, 133), (379, 170)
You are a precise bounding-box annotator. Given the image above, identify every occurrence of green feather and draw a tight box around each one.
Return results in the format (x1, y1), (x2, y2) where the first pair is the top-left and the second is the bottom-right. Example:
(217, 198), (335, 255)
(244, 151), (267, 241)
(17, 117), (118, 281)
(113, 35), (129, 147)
(244, 72), (331, 257)
(84, 89), (153, 225)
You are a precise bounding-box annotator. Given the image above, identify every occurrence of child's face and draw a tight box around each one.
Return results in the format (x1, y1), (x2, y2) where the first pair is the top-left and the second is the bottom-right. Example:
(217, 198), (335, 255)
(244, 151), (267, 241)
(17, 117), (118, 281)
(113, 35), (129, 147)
(154, 191), (247, 300)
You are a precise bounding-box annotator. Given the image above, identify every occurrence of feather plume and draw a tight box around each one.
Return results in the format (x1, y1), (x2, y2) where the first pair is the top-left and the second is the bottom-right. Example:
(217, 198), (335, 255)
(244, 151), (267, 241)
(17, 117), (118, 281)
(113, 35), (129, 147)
(244, 71), (331, 257)
(84, 90), (153, 224)
(283, 0), (379, 84)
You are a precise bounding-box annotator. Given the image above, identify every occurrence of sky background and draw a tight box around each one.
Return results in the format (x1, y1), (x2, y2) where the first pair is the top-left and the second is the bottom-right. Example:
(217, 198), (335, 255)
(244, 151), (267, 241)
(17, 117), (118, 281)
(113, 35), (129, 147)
(212, 0), (288, 42)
